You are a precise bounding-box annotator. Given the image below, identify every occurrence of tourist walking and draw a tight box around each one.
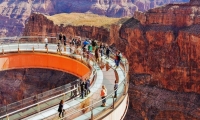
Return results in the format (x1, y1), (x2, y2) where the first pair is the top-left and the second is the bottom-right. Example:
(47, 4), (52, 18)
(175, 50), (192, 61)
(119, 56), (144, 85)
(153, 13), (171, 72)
(88, 44), (92, 53)
(80, 81), (85, 99)
(85, 78), (90, 96)
(100, 85), (107, 107)
(58, 100), (64, 118)
(105, 46), (110, 59)
(44, 36), (48, 49)
(76, 38), (81, 48)
(114, 80), (118, 98)
(99, 43), (104, 57)
(57, 40), (62, 54)
(91, 40), (97, 51)
(63, 35), (67, 46)
(114, 51), (121, 68)
(58, 33), (63, 42)
(95, 48), (100, 63)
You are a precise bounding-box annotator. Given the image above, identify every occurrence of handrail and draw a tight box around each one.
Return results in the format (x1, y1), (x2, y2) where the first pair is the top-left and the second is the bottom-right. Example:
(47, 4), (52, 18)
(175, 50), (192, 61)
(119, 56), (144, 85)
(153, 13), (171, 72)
(0, 36), (129, 120)
(63, 77), (127, 119)
(60, 43), (129, 119)
(0, 79), (80, 116)
(0, 83), (79, 119)
(0, 36), (57, 40)
(0, 36), (97, 119)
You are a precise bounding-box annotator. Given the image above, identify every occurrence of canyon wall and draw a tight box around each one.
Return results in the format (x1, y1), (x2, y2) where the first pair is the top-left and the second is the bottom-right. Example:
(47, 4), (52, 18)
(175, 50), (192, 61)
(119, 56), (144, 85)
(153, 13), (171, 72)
(0, 68), (78, 106)
(23, 0), (200, 119)
(23, 13), (111, 43)
(0, 0), (188, 37)
(120, 0), (200, 119)
(120, 0), (200, 94)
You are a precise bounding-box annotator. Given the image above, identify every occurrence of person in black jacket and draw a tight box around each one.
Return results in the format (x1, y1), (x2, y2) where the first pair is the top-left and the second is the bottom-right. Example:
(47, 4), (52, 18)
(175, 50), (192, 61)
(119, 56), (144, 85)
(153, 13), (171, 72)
(58, 33), (63, 41)
(105, 46), (110, 59)
(58, 100), (64, 118)
(80, 81), (85, 99)
(63, 35), (66, 46)
(85, 78), (90, 96)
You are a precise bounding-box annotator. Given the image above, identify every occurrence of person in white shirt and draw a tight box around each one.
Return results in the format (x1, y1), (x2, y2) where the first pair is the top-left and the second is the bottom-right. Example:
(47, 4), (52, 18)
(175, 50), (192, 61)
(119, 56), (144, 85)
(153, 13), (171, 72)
(44, 37), (48, 49)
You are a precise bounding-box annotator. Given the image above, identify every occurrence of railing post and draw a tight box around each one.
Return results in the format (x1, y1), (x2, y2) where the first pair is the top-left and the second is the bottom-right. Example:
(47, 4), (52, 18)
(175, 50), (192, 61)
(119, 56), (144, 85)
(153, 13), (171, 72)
(2, 48), (4, 54)
(90, 107), (94, 120)
(46, 47), (48, 53)
(77, 83), (80, 96)
(64, 46), (66, 52)
(90, 101), (94, 120)
(63, 93), (66, 102)
(124, 80), (127, 95)
(18, 44), (19, 52)
(112, 96), (115, 109)
(37, 104), (40, 113)
(6, 115), (9, 120)
(6, 102), (9, 120)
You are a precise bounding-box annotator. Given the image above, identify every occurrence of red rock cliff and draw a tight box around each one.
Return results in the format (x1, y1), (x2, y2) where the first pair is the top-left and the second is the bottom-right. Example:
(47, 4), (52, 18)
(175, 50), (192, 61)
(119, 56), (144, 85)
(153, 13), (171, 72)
(23, 13), (110, 43)
(119, 0), (200, 94)
(119, 1), (200, 119)
(0, 0), (188, 37)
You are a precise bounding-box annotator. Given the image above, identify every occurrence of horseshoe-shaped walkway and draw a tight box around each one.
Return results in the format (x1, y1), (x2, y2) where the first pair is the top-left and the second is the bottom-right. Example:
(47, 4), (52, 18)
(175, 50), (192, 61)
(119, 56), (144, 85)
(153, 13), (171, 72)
(0, 41), (128, 120)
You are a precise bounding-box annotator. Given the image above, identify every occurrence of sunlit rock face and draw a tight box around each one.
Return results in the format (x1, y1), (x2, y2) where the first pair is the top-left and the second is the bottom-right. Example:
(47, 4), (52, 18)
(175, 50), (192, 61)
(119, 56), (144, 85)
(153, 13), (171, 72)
(0, 0), (188, 36)
(134, 0), (200, 27)
(0, 68), (78, 106)
(23, 13), (111, 42)
(118, 1), (200, 119)
(119, 0), (200, 94)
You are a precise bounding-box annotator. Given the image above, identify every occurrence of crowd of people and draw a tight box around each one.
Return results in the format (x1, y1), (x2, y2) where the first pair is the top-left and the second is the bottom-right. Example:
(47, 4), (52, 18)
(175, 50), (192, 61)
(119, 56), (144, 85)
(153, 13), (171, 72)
(80, 78), (91, 99)
(50, 33), (122, 118)
(44, 33), (122, 69)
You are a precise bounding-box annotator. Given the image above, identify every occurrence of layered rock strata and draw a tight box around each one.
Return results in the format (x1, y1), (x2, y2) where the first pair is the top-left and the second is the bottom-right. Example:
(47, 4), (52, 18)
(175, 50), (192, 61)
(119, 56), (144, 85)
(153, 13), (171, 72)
(23, 13), (113, 43)
(0, 0), (189, 36)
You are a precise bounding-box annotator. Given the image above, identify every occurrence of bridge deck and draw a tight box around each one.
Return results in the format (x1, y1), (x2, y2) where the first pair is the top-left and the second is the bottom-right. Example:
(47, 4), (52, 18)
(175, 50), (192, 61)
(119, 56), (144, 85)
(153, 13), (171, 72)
(0, 43), (126, 120)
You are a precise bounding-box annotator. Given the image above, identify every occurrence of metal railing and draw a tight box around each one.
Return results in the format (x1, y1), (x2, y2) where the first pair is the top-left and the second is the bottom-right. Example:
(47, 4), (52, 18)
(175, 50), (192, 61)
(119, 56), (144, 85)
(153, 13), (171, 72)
(0, 36), (98, 120)
(0, 80), (80, 119)
(0, 36), (129, 120)
(60, 46), (129, 120)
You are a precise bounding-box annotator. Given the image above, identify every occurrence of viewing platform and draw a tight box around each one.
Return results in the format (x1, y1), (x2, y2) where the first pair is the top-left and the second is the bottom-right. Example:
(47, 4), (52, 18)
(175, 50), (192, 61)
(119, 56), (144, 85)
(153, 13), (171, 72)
(0, 36), (129, 120)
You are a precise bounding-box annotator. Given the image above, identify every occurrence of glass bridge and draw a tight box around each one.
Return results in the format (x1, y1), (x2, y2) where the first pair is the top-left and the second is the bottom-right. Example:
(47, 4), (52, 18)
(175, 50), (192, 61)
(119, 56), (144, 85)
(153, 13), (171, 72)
(0, 36), (129, 120)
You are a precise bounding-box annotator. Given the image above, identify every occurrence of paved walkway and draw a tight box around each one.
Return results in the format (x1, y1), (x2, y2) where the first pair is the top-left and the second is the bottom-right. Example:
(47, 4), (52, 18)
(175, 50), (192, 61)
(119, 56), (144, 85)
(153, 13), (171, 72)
(0, 43), (126, 120)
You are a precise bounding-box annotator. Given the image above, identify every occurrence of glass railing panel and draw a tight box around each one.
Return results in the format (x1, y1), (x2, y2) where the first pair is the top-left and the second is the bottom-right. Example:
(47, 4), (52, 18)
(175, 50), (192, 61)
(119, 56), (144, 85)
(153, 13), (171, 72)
(0, 80), (82, 119)
(0, 106), (6, 116)
(0, 36), (129, 120)
(61, 72), (127, 120)
(17, 106), (38, 119)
